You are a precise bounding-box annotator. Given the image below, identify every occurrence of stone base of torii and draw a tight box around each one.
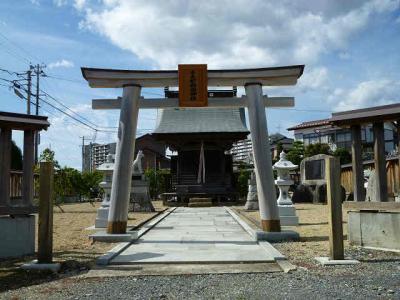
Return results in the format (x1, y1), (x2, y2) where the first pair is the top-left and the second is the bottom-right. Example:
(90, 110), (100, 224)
(81, 64), (304, 238)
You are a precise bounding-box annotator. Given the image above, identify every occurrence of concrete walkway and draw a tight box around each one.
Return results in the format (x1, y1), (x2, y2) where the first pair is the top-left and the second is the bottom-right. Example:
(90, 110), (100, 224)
(111, 207), (276, 264)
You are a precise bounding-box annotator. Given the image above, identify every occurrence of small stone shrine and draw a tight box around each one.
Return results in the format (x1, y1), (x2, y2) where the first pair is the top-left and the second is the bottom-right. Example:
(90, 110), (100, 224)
(95, 154), (115, 228)
(273, 151), (299, 226)
(130, 151), (154, 212)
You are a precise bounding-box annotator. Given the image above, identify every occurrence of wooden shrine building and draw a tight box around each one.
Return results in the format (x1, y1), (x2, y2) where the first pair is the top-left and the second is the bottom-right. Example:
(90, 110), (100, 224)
(153, 89), (249, 203)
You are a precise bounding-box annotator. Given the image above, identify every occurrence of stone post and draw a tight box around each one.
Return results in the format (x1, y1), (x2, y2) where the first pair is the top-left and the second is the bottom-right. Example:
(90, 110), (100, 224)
(107, 85), (141, 234)
(38, 161), (54, 263)
(325, 156), (344, 260)
(245, 84), (281, 232)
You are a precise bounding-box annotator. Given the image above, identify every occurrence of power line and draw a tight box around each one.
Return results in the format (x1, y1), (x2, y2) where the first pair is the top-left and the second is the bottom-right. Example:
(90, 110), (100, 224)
(45, 74), (86, 85)
(0, 31), (42, 63)
(0, 41), (31, 64)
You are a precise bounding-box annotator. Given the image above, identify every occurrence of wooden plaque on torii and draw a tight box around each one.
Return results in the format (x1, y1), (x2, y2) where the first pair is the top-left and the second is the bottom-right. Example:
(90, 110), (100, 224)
(178, 64), (208, 107)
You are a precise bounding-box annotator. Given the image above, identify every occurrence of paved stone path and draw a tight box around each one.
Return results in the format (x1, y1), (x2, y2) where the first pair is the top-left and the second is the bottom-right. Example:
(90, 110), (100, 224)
(111, 207), (275, 264)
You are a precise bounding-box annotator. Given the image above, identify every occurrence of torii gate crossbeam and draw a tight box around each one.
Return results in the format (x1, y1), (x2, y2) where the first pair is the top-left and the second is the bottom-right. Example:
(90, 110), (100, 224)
(82, 65), (304, 235)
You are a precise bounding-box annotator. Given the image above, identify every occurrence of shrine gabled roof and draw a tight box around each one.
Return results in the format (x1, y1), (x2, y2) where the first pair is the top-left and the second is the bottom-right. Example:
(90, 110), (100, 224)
(0, 111), (50, 130)
(153, 108), (249, 134)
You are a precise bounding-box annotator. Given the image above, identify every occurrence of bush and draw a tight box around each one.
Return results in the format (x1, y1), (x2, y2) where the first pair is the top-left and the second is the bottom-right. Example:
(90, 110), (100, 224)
(144, 168), (171, 199)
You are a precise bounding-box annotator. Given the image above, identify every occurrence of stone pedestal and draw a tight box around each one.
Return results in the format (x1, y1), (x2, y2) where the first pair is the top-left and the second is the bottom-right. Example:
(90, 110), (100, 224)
(95, 206), (110, 228)
(245, 171), (259, 210)
(278, 205), (299, 226)
(130, 177), (154, 212)
(0, 215), (35, 258)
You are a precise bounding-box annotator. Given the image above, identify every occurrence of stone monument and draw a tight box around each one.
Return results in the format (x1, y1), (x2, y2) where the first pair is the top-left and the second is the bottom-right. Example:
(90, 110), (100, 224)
(364, 169), (376, 202)
(95, 154), (115, 228)
(273, 151), (299, 226)
(130, 151), (155, 212)
(244, 171), (259, 210)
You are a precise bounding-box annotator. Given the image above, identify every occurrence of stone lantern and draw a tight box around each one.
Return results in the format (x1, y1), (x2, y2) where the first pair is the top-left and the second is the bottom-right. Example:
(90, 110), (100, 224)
(273, 151), (299, 226)
(95, 154), (115, 228)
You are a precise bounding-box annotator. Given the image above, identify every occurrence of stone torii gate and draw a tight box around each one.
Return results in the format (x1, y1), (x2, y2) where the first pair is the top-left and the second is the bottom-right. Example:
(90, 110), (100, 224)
(81, 64), (304, 235)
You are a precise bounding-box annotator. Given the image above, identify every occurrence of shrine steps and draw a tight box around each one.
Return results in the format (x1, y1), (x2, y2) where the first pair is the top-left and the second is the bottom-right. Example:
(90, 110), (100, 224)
(188, 197), (213, 207)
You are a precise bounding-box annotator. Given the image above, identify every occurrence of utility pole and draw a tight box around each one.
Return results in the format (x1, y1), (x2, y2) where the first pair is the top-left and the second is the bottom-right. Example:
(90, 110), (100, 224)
(81, 136), (85, 172)
(81, 136), (93, 172)
(26, 68), (32, 115)
(34, 64), (45, 164)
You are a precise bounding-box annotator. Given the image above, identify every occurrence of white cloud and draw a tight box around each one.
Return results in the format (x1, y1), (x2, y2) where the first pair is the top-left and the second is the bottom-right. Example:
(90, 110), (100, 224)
(75, 0), (399, 69)
(47, 59), (75, 69)
(74, 0), (87, 10)
(330, 79), (400, 111)
(53, 0), (68, 7)
(30, 0), (40, 5)
(298, 66), (329, 91)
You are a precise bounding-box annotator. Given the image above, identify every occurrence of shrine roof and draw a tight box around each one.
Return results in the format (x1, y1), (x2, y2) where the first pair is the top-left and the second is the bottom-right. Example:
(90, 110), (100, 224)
(330, 103), (400, 125)
(0, 111), (50, 130)
(153, 108), (249, 134)
(287, 119), (331, 131)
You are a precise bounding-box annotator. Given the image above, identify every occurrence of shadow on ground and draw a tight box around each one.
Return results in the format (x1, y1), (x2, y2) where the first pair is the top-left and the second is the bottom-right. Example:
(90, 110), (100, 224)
(0, 250), (105, 293)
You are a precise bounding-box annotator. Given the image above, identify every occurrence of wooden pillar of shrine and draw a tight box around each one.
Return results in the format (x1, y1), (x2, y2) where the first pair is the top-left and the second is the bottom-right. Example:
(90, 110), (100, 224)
(373, 122), (388, 202)
(0, 128), (12, 207)
(351, 124), (365, 201)
(22, 129), (35, 206)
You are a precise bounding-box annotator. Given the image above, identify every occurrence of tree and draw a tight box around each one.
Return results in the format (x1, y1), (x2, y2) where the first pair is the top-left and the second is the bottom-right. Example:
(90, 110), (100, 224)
(333, 147), (352, 165)
(39, 148), (60, 169)
(145, 168), (171, 199)
(80, 170), (103, 199)
(304, 143), (331, 158)
(286, 141), (304, 166)
(273, 141), (284, 164)
(11, 140), (22, 170)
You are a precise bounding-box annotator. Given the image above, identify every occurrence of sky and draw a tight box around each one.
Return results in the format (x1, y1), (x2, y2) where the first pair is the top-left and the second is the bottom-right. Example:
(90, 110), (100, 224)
(0, 0), (399, 170)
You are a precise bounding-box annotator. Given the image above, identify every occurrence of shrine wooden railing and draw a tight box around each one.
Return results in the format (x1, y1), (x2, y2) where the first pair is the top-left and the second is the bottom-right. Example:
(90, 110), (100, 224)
(10, 170), (39, 200)
(341, 156), (400, 199)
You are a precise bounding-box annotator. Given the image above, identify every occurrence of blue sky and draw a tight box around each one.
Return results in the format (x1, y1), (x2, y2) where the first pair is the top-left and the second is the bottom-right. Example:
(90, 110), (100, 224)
(0, 0), (399, 169)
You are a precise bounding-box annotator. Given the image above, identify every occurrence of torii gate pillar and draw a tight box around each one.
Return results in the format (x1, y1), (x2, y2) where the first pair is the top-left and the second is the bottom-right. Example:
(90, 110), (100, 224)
(246, 84), (281, 232)
(107, 85), (141, 234)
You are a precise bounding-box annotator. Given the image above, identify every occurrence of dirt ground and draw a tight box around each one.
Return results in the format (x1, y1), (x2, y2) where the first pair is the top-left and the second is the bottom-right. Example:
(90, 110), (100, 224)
(0, 201), (165, 292)
(236, 203), (399, 268)
(1, 202), (399, 294)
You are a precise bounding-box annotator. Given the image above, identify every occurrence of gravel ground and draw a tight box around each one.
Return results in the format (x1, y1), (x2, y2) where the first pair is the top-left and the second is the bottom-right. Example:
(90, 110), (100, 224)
(1, 204), (399, 299)
(2, 247), (399, 300)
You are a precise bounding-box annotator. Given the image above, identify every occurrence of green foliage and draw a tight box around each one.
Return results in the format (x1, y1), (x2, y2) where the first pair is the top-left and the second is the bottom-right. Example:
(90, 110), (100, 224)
(145, 168), (171, 199)
(11, 140), (22, 170)
(286, 140), (304, 166)
(304, 143), (331, 158)
(80, 171), (103, 198)
(333, 147), (352, 165)
(39, 148), (60, 169)
(276, 142), (283, 155)
(52, 168), (102, 204)
(237, 168), (251, 198)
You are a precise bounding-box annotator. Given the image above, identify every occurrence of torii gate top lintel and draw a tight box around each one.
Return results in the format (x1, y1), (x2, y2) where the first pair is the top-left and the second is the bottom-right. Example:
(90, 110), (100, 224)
(81, 64), (304, 88)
